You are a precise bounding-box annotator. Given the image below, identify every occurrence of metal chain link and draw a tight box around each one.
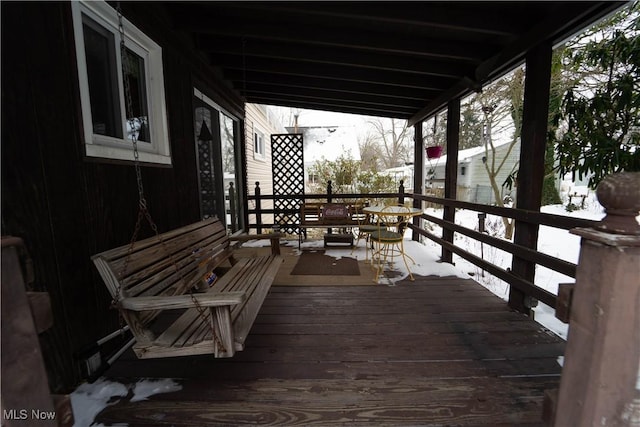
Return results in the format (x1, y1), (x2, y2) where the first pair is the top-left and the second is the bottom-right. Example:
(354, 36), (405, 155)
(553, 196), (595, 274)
(114, 3), (226, 355)
(117, 5), (145, 208)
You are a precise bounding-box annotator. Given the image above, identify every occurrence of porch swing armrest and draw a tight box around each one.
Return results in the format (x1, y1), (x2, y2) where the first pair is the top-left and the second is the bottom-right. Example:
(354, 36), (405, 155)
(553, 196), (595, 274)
(119, 292), (246, 311)
(230, 232), (283, 242)
(230, 232), (283, 255)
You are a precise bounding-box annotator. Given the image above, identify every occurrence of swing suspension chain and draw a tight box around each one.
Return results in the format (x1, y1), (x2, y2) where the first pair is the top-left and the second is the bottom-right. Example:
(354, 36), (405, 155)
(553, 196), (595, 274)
(117, 6), (146, 212)
(115, 4), (156, 304)
(114, 4), (226, 354)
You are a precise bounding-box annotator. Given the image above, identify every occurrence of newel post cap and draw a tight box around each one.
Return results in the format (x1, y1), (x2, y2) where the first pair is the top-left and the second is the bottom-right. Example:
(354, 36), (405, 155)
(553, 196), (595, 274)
(595, 172), (640, 235)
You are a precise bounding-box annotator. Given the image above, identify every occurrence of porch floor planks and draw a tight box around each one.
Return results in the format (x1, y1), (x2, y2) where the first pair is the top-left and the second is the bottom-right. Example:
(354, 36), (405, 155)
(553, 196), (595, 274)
(99, 276), (565, 426)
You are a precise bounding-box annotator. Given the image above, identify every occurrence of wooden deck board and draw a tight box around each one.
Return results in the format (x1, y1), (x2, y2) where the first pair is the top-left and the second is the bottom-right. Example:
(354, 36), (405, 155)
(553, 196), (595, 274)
(99, 277), (564, 426)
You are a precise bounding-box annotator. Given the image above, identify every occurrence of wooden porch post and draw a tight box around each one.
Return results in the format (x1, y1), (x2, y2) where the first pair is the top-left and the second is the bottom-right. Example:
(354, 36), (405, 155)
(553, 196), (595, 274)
(229, 182), (237, 233)
(254, 182), (262, 234)
(509, 42), (552, 314)
(442, 99), (460, 264)
(554, 172), (640, 426)
(2, 238), (59, 427)
(241, 118), (249, 233)
(412, 121), (424, 242)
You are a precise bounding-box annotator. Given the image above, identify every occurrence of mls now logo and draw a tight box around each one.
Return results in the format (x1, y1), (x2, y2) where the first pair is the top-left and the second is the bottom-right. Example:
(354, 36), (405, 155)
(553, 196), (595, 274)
(3, 409), (28, 420)
(4, 409), (56, 420)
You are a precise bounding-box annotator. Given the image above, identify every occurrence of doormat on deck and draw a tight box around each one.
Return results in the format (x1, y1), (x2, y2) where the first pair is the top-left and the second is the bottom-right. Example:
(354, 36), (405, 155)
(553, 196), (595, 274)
(290, 251), (360, 276)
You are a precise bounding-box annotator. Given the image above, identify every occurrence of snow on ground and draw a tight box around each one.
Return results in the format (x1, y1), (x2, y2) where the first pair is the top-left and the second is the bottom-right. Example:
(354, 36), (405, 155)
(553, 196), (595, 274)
(244, 234), (469, 281)
(298, 239), (470, 282)
(70, 379), (182, 426)
(419, 191), (605, 340)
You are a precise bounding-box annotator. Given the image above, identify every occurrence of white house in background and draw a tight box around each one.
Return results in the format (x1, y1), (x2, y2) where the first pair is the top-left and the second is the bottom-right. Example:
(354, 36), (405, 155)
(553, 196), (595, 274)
(244, 103), (286, 225)
(425, 140), (521, 204)
(381, 164), (414, 193)
(286, 125), (361, 191)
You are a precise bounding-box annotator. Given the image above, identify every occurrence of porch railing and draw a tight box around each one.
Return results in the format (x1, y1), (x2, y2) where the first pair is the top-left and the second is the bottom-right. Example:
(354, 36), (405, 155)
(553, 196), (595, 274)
(246, 181), (409, 234)
(411, 194), (598, 309)
(245, 180), (599, 311)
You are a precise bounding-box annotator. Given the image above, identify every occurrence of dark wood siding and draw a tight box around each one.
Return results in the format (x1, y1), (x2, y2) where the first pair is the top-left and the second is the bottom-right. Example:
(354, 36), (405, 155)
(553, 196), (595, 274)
(1, 2), (243, 391)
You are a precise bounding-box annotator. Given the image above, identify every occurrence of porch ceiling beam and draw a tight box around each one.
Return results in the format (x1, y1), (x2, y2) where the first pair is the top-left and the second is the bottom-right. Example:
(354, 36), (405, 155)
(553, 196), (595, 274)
(211, 55), (457, 91)
(222, 70), (438, 102)
(172, 10), (496, 63)
(407, 80), (480, 127)
(253, 92), (416, 116)
(197, 35), (477, 78)
(166, 2), (626, 121)
(247, 96), (411, 119)
(243, 84), (428, 112)
(238, 82), (428, 110)
(208, 2), (523, 38)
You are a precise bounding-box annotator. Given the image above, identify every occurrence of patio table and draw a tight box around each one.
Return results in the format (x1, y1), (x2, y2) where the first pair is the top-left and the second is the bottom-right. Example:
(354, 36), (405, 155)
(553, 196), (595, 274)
(363, 205), (422, 281)
(362, 205), (422, 218)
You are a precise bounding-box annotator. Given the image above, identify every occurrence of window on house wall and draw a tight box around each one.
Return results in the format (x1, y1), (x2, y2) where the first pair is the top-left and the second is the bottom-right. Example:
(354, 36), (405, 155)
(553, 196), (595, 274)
(71, 1), (171, 165)
(254, 129), (265, 159)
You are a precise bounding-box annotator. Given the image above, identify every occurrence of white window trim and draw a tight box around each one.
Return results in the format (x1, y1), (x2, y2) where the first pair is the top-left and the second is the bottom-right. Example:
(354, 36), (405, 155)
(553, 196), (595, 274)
(254, 129), (266, 160)
(71, 1), (171, 165)
(194, 88), (235, 118)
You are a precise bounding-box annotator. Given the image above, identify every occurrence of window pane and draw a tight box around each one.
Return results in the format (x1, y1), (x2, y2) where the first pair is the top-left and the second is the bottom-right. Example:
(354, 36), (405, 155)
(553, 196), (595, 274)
(123, 48), (150, 143)
(254, 131), (264, 155)
(221, 114), (235, 174)
(82, 18), (122, 138)
(220, 114), (239, 231)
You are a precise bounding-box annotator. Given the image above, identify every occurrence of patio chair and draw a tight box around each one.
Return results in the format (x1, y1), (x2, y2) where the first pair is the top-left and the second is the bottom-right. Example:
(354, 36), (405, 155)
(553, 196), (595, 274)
(350, 202), (378, 261)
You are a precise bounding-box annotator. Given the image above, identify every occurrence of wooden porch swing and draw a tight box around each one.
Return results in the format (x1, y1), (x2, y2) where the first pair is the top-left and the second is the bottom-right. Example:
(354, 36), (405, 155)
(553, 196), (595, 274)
(91, 5), (282, 360)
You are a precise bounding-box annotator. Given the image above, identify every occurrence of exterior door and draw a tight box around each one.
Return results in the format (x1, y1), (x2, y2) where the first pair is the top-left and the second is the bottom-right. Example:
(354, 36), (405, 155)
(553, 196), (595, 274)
(193, 88), (243, 232)
(194, 98), (223, 221)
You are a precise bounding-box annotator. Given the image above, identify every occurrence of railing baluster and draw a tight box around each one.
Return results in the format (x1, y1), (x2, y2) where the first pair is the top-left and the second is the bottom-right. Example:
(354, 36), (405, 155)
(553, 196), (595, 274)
(229, 182), (237, 233)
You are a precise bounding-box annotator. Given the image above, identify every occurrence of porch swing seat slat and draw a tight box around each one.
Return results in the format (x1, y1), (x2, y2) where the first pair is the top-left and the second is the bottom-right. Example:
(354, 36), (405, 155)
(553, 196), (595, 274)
(153, 254), (281, 352)
(160, 310), (204, 348)
(91, 218), (283, 359)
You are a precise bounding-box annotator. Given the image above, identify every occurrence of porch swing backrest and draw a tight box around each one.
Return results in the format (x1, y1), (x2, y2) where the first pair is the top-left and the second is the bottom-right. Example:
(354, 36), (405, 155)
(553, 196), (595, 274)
(91, 218), (283, 359)
(95, 220), (232, 324)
